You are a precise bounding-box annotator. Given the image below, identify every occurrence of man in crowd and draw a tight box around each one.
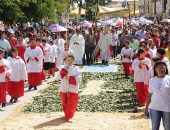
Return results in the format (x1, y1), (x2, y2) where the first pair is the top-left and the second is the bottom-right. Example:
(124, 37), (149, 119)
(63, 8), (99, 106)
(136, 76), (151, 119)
(70, 28), (85, 65)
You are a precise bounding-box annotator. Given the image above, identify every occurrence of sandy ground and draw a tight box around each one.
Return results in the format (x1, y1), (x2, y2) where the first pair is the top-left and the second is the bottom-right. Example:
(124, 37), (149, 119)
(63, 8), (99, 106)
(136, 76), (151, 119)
(0, 70), (163, 130)
(0, 103), (150, 130)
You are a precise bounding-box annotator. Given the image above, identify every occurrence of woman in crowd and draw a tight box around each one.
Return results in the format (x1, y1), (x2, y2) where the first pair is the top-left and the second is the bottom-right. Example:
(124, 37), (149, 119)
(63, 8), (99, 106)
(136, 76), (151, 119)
(145, 61), (170, 130)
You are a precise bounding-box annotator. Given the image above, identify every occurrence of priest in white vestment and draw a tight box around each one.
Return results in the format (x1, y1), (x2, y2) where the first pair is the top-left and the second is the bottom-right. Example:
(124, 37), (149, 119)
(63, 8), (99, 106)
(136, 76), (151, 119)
(69, 29), (85, 65)
(98, 27), (113, 64)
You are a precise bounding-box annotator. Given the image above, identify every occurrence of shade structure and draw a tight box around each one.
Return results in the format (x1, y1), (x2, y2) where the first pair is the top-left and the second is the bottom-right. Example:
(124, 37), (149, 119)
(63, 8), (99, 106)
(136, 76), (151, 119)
(51, 25), (67, 32)
(71, 8), (86, 15)
(115, 22), (123, 27)
(123, 10), (140, 17)
(97, 5), (128, 17)
(161, 19), (170, 23)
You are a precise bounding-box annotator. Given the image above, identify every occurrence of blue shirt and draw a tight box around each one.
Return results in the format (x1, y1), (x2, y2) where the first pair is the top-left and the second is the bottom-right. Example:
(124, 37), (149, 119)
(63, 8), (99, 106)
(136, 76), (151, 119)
(0, 39), (11, 50)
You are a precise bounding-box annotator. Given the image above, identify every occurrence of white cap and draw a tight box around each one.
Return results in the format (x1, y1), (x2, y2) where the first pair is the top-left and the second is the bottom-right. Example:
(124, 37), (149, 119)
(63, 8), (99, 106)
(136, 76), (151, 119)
(7, 29), (14, 34)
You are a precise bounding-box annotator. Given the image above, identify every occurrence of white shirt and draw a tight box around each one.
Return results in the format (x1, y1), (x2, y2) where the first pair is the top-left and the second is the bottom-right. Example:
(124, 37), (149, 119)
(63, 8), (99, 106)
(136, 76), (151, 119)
(112, 33), (118, 46)
(149, 48), (157, 58)
(149, 75), (170, 112)
(43, 43), (52, 62)
(0, 39), (11, 50)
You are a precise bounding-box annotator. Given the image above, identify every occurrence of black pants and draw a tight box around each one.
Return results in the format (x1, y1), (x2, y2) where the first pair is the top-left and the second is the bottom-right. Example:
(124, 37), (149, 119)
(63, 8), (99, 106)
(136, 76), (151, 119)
(83, 45), (96, 64)
(112, 46), (117, 58)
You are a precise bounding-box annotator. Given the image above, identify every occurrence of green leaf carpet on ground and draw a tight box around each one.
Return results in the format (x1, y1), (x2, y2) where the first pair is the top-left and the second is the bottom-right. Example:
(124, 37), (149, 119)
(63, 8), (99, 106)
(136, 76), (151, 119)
(22, 66), (139, 113)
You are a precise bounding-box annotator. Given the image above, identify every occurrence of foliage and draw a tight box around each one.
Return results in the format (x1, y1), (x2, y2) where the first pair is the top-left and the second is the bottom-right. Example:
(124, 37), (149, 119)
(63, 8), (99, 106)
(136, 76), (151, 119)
(22, 67), (139, 113)
(0, 0), (75, 23)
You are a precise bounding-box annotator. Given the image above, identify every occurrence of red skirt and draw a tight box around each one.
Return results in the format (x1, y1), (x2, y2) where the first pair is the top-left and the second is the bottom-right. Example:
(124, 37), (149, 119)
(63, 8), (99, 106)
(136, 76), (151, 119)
(0, 82), (7, 103)
(28, 73), (41, 86)
(8, 80), (24, 98)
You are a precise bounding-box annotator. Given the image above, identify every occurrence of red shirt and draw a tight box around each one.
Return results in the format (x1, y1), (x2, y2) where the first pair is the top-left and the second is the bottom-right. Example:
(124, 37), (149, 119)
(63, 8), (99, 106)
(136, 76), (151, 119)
(9, 37), (18, 49)
(153, 38), (160, 48)
(17, 45), (26, 61)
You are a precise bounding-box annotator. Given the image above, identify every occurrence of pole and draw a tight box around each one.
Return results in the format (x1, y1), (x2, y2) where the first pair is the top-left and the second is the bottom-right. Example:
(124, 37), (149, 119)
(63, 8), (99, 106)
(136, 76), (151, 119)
(134, 0), (136, 16)
(144, 0), (146, 16)
(154, 0), (157, 22)
(78, 0), (82, 23)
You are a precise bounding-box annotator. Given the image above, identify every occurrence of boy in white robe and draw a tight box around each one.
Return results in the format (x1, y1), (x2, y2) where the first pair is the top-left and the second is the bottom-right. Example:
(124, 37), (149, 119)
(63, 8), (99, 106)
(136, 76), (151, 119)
(58, 50), (81, 122)
(24, 37), (43, 90)
(42, 39), (52, 78)
(121, 41), (134, 77)
(7, 48), (27, 103)
(0, 48), (11, 110)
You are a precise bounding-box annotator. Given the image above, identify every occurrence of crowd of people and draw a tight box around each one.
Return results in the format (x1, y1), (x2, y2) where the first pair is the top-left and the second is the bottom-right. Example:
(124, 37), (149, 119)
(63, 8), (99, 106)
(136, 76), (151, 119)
(0, 20), (170, 128)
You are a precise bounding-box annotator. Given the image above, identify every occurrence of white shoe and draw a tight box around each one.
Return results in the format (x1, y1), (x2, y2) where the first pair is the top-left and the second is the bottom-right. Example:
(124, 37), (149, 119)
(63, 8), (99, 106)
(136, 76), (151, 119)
(1, 107), (5, 111)
(67, 119), (73, 123)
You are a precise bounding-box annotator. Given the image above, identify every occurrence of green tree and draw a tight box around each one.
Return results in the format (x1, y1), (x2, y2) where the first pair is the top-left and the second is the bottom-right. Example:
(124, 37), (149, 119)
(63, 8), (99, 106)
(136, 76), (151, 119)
(0, 0), (63, 23)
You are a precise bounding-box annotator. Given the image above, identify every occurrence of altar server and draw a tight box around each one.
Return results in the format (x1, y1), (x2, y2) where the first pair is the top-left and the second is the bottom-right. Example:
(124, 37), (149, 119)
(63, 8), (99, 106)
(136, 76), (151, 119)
(8, 48), (27, 103)
(42, 39), (52, 78)
(58, 50), (81, 122)
(24, 37), (43, 90)
(132, 49), (151, 106)
(121, 40), (134, 77)
(0, 48), (11, 110)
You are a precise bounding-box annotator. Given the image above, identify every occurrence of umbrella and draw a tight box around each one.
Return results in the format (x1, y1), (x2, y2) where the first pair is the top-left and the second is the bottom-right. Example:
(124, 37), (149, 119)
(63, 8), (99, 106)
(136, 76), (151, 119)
(48, 24), (59, 31)
(115, 22), (123, 27)
(82, 22), (92, 28)
(161, 19), (170, 23)
(51, 25), (67, 32)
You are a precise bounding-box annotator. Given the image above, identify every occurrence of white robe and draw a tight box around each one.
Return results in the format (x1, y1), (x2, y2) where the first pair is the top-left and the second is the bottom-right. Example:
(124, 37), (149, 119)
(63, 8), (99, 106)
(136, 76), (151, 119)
(132, 57), (151, 83)
(98, 33), (112, 61)
(58, 65), (81, 93)
(121, 47), (134, 63)
(24, 46), (43, 73)
(50, 44), (57, 63)
(57, 38), (65, 68)
(0, 59), (11, 82)
(43, 43), (52, 62)
(98, 33), (112, 52)
(70, 34), (85, 64)
(8, 57), (27, 82)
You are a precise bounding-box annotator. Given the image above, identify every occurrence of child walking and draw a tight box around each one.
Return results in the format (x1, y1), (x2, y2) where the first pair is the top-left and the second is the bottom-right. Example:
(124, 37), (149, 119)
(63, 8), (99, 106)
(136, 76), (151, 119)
(7, 48), (27, 103)
(132, 49), (151, 106)
(58, 50), (80, 122)
(0, 48), (11, 110)
(121, 41), (134, 77)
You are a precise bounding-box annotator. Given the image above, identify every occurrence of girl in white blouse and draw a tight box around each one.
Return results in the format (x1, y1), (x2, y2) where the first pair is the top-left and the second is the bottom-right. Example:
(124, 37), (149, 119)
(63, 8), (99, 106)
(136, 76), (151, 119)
(145, 61), (170, 130)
